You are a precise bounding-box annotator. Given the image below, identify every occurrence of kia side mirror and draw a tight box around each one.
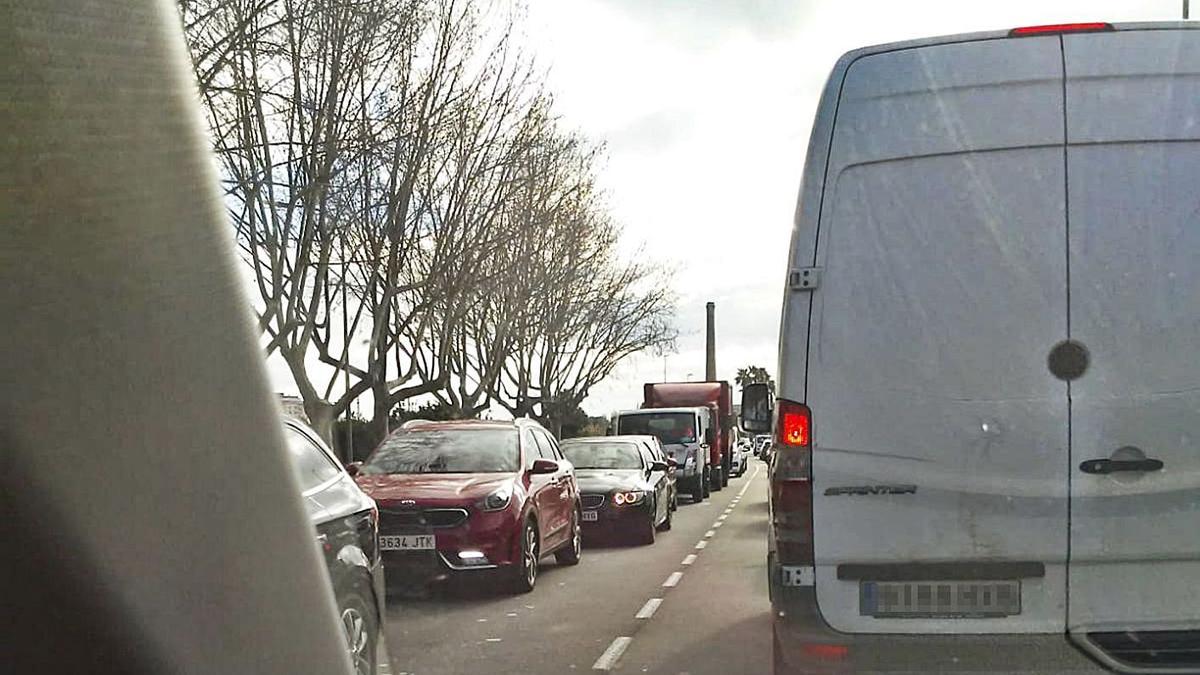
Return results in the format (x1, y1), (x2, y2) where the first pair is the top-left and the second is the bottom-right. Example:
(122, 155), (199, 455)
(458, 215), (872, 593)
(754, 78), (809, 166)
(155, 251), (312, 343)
(345, 461), (363, 477)
(529, 458), (558, 475)
(650, 460), (669, 472)
(741, 382), (773, 433)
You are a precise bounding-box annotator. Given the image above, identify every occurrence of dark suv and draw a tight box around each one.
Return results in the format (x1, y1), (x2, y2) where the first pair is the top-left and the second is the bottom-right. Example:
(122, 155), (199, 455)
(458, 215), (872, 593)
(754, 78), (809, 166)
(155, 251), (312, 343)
(351, 419), (582, 593)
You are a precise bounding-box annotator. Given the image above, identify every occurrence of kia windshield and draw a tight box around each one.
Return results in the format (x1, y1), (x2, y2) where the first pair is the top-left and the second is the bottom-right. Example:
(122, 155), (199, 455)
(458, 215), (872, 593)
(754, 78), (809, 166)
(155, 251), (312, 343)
(361, 429), (519, 474)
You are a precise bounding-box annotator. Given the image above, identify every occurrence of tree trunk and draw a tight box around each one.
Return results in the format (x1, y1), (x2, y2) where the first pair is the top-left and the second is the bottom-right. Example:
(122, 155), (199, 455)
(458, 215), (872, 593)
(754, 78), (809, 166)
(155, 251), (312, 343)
(368, 380), (391, 442)
(304, 399), (337, 447)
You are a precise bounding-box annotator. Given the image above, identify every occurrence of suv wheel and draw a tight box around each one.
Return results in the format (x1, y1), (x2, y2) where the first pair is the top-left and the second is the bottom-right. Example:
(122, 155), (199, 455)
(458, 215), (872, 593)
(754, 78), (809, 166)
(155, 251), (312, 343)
(508, 519), (539, 593)
(554, 510), (582, 566)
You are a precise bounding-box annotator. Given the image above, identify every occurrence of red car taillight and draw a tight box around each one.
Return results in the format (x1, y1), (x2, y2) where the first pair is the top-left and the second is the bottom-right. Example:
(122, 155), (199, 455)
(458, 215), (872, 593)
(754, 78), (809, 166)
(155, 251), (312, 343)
(772, 399), (813, 567)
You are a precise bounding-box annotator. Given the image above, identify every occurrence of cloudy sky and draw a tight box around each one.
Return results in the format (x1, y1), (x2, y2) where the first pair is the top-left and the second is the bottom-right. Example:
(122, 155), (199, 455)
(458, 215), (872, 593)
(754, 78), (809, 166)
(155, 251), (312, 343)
(517, 0), (1185, 415)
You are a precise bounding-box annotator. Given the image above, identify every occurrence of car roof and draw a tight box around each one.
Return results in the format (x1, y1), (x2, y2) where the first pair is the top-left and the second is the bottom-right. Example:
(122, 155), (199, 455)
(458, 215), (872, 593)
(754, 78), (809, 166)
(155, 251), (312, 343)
(399, 418), (539, 433)
(561, 435), (647, 444)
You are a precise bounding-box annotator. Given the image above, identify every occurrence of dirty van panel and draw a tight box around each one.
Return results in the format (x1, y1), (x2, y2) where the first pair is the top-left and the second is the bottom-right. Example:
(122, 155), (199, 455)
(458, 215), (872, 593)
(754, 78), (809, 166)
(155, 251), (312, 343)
(1064, 30), (1200, 642)
(806, 38), (1069, 634)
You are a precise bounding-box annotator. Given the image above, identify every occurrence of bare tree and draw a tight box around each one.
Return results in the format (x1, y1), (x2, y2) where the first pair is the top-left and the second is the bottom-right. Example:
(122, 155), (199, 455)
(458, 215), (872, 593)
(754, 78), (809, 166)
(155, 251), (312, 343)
(182, 0), (677, 442)
(182, 0), (414, 439)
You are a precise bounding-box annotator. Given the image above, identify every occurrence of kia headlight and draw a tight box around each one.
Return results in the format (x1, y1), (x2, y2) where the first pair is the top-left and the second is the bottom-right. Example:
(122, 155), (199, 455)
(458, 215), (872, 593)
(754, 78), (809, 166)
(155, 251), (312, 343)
(476, 483), (513, 511)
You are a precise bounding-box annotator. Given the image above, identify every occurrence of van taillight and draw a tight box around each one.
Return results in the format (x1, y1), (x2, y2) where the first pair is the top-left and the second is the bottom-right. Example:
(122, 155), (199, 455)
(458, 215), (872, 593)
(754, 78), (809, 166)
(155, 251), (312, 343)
(779, 401), (811, 447)
(772, 399), (813, 567)
(1009, 22), (1112, 37)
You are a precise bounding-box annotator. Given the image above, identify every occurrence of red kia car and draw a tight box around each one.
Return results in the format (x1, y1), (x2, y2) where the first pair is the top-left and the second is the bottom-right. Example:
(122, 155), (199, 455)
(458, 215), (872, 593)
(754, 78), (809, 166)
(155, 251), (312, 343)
(350, 419), (581, 593)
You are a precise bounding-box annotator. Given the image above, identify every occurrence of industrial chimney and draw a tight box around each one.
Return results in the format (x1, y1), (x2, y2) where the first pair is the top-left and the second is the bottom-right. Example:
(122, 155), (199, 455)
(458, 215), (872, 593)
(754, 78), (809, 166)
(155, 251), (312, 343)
(705, 301), (716, 381)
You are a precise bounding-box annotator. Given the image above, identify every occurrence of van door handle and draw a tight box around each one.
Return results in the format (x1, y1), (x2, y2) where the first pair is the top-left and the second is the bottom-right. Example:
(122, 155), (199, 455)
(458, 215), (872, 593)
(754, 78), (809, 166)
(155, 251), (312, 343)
(1079, 458), (1164, 474)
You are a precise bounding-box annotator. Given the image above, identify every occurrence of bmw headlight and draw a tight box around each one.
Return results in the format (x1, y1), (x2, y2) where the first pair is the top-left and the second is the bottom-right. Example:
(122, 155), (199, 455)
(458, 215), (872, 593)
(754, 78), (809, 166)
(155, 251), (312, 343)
(612, 490), (645, 506)
(476, 483), (513, 511)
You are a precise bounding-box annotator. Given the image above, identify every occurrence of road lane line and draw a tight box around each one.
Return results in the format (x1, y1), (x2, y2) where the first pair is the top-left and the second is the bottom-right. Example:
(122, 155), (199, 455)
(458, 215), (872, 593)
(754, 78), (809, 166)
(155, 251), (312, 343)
(704, 529), (715, 538)
(717, 514), (727, 521)
(663, 571), (683, 587)
(593, 637), (633, 670)
(636, 598), (663, 619)
(695, 540), (707, 550)
(713, 521), (723, 529)
(681, 554), (697, 566)
(485, 638), (502, 643)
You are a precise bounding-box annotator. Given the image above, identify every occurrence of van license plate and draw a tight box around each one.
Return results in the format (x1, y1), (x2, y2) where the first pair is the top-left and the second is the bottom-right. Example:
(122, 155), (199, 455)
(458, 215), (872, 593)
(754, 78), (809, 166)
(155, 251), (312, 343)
(860, 580), (1020, 618)
(582, 511), (599, 522)
(781, 565), (814, 587)
(380, 534), (435, 551)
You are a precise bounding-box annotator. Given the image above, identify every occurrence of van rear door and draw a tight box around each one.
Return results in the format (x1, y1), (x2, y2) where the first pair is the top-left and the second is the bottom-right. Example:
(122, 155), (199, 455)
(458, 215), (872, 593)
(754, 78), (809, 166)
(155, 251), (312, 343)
(806, 37), (1070, 634)
(1064, 28), (1200, 657)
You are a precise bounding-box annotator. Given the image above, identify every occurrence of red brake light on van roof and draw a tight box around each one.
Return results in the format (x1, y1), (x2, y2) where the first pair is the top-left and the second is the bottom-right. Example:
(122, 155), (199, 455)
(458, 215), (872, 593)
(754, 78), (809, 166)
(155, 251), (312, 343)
(1009, 22), (1112, 37)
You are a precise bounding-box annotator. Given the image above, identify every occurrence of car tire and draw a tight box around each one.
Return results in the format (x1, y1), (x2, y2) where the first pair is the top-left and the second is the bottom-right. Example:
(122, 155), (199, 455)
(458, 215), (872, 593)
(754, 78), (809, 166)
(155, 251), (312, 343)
(508, 519), (539, 593)
(338, 586), (379, 675)
(657, 502), (673, 531)
(636, 505), (657, 545)
(554, 510), (582, 566)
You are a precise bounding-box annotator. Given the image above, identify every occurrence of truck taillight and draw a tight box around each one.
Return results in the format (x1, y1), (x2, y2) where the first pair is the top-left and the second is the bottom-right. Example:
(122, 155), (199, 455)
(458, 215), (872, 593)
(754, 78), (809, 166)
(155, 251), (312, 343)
(772, 399), (813, 567)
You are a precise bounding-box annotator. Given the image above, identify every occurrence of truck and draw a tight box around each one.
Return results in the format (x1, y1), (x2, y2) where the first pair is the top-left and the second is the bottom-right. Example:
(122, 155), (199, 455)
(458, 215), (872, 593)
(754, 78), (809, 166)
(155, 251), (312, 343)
(641, 381), (733, 491)
(614, 405), (712, 503)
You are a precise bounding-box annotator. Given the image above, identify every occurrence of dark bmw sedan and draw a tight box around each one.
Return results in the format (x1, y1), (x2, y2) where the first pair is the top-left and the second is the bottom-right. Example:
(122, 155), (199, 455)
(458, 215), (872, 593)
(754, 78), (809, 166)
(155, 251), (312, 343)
(283, 418), (384, 675)
(559, 436), (673, 545)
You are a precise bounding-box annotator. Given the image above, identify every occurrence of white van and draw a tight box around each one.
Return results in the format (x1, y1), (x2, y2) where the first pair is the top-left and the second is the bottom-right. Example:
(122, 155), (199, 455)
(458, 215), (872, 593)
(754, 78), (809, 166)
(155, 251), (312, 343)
(742, 21), (1200, 674)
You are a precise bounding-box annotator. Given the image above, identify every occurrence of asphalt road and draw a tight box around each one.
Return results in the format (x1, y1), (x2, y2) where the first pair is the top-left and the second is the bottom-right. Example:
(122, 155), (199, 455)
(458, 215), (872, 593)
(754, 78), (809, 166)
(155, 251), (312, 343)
(379, 460), (771, 674)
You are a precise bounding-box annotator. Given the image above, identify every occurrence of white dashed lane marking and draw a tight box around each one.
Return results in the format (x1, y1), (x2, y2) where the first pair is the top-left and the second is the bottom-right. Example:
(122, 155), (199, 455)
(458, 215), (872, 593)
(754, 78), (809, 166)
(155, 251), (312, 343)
(593, 637), (633, 670)
(587, 463), (762, 672)
(635, 598), (663, 619)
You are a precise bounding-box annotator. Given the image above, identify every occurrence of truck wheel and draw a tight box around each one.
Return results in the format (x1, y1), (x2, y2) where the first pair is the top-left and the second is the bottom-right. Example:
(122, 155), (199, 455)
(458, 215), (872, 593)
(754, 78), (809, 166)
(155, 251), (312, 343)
(711, 466), (723, 491)
(701, 469), (711, 498)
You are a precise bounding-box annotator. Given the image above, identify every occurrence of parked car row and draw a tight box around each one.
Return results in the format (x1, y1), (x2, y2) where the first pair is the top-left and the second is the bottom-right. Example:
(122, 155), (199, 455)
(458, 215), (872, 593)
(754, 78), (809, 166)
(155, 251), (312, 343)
(278, 407), (754, 672)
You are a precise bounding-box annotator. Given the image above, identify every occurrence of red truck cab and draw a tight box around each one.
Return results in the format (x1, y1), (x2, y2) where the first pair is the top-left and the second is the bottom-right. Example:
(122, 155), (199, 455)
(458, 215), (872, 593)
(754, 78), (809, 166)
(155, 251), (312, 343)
(641, 381), (733, 490)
